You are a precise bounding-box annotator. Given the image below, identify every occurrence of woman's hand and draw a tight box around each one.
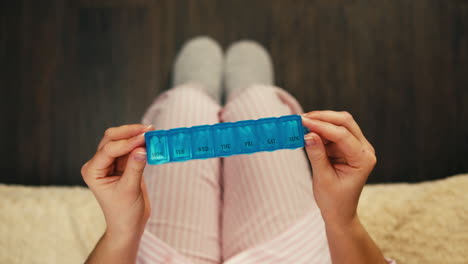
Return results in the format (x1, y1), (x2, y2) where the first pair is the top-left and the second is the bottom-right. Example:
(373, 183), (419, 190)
(81, 124), (154, 240)
(301, 111), (377, 226)
(302, 111), (387, 264)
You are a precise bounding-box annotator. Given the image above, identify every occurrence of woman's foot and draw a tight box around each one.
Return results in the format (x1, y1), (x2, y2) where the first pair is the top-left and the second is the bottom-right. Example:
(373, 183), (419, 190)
(224, 40), (274, 100)
(173, 36), (223, 103)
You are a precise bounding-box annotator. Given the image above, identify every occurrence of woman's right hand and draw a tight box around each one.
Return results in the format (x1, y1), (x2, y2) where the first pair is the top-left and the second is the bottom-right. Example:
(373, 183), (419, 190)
(301, 111), (377, 227)
(302, 111), (387, 264)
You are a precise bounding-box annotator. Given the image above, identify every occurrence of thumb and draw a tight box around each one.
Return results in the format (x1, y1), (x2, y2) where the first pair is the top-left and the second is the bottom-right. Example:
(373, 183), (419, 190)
(121, 147), (147, 190)
(304, 133), (334, 180)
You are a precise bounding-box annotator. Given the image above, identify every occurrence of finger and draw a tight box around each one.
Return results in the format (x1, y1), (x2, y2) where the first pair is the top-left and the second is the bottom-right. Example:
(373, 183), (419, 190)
(121, 147), (147, 190)
(87, 133), (146, 178)
(141, 177), (149, 199)
(303, 111), (375, 154)
(303, 132), (335, 181)
(325, 142), (342, 158)
(303, 111), (367, 143)
(325, 145), (353, 164)
(114, 155), (129, 176)
(98, 124), (154, 151)
(141, 177), (151, 219)
(302, 118), (364, 167)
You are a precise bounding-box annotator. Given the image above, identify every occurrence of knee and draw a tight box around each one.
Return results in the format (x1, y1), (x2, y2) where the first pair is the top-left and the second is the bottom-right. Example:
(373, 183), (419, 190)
(234, 84), (276, 100)
(160, 83), (217, 106)
(170, 83), (207, 98)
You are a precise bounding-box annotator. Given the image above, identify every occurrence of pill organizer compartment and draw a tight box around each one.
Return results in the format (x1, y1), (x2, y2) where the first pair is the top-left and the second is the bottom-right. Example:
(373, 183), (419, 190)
(191, 125), (215, 159)
(234, 120), (258, 154)
(167, 128), (192, 161)
(256, 117), (281, 151)
(146, 131), (170, 165)
(212, 123), (238, 156)
(278, 115), (305, 148)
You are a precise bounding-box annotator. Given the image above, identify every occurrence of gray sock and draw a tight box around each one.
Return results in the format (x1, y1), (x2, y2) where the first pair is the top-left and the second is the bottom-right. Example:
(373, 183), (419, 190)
(173, 36), (223, 102)
(224, 40), (274, 98)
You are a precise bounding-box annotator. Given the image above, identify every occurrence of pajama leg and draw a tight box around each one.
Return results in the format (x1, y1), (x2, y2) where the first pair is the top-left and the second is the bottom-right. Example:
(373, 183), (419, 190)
(221, 85), (329, 262)
(140, 83), (222, 264)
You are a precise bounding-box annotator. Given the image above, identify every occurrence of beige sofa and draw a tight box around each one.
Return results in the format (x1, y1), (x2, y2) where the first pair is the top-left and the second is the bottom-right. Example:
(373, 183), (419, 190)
(1, 174), (468, 264)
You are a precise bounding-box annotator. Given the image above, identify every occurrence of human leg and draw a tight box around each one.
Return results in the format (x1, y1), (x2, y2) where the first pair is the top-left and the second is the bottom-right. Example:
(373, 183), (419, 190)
(139, 37), (223, 264)
(221, 41), (327, 261)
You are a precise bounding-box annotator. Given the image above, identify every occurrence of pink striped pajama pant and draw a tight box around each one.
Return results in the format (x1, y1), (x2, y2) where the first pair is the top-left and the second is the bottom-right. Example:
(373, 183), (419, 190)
(137, 83), (333, 264)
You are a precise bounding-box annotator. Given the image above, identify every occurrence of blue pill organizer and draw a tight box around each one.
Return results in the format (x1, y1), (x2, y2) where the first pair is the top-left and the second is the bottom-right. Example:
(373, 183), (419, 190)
(144, 115), (309, 165)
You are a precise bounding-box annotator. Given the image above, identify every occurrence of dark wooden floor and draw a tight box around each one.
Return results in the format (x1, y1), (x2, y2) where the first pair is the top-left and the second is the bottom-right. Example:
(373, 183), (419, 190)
(1, 0), (467, 186)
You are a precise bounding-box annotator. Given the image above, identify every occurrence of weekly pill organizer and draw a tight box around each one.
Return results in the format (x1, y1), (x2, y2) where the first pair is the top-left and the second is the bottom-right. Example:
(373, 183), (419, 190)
(144, 114), (310, 165)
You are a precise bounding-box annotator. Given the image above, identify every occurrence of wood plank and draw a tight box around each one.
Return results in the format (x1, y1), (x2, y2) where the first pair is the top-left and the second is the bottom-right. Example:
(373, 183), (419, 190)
(1, 0), (467, 185)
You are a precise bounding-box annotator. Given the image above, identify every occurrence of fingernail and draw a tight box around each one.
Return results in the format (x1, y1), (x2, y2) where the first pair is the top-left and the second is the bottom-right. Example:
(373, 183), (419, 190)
(131, 132), (146, 143)
(304, 135), (316, 146)
(134, 151), (147, 161)
(145, 124), (154, 131)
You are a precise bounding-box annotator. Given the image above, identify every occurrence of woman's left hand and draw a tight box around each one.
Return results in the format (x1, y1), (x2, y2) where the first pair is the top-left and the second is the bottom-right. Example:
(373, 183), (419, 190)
(81, 124), (154, 239)
(301, 111), (377, 227)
